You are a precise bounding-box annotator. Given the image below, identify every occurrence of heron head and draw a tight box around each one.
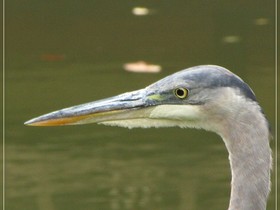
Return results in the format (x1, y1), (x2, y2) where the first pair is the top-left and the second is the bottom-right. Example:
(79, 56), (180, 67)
(25, 65), (256, 131)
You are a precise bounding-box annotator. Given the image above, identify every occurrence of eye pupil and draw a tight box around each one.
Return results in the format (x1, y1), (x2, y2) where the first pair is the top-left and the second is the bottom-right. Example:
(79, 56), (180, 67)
(174, 88), (188, 99)
(177, 89), (184, 96)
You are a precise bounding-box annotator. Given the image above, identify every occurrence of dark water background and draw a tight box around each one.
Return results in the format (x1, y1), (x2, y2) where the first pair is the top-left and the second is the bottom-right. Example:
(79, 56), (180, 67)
(4, 1), (276, 210)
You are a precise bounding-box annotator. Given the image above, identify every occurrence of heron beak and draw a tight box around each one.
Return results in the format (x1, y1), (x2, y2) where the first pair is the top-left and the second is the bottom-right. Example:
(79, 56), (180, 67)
(24, 89), (155, 126)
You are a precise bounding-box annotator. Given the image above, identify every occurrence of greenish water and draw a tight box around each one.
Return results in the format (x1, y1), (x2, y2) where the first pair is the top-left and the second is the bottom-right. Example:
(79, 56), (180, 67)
(5, 1), (276, 210)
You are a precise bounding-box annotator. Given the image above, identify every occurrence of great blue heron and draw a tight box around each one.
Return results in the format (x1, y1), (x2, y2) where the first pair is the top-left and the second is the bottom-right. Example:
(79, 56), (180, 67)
(25, 65), (271, 210)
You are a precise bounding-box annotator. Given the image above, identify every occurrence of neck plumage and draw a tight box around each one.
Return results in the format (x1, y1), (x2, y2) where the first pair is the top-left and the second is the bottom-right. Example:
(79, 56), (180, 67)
(218, 101), (271, 210)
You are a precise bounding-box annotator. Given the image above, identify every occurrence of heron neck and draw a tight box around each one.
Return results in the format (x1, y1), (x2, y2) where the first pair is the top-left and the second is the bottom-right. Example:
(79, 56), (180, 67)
(219, 104), (271, 210)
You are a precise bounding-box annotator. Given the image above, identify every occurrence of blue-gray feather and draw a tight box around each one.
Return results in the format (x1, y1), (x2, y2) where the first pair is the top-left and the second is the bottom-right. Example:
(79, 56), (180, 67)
(152, 65), (256, 102)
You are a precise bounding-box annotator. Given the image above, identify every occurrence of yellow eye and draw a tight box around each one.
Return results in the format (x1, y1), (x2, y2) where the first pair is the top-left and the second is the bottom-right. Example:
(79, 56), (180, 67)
(174, 88), (188, 99)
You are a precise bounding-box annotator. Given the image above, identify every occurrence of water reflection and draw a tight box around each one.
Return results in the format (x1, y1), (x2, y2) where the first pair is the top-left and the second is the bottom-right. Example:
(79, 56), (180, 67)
(254, 18), (270, 26)
(132, 7), (152, 16)
(123, 61), (161, 73)
(7, 127), (233, 210)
